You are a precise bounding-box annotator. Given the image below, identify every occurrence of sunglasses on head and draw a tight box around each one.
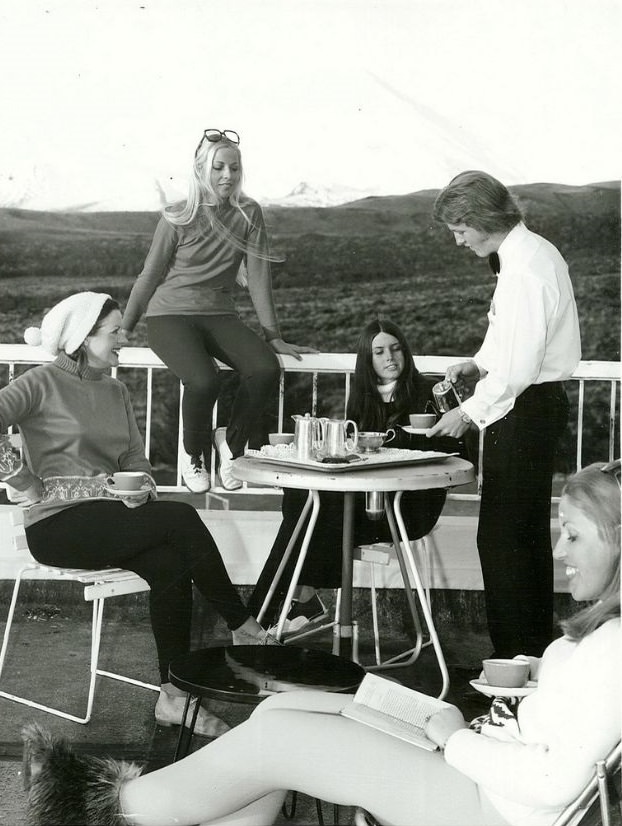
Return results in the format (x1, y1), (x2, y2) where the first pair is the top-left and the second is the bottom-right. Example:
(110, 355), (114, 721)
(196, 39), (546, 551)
(600, 459), (621, 487)
(195, 129), (240, 156)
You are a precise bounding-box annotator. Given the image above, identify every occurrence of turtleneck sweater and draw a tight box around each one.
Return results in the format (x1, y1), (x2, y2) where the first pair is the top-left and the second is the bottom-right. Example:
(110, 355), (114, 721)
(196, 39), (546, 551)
(0, 352), (152, 526)
(377, 379), (397, 403)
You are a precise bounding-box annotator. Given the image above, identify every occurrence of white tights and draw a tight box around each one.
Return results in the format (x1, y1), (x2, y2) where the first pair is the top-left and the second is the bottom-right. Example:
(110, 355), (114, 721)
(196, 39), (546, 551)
(121, 690), (507, 826)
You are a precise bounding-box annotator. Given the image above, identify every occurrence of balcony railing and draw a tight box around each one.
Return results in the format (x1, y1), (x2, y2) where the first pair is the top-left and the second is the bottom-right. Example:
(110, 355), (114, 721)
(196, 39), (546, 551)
(0, 344), (619, 507)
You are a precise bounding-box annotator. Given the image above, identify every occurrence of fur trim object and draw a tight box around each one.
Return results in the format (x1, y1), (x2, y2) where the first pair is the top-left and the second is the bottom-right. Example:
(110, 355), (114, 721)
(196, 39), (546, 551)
(22, 722), (142, 825)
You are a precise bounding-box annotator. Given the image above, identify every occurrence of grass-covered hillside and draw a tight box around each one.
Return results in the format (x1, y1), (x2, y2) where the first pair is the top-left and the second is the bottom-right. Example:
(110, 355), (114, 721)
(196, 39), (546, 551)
(0, 181), (619, 468)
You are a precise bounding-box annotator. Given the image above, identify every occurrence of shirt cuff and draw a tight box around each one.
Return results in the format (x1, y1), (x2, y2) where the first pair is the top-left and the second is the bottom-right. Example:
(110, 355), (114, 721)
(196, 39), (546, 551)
(459, 399), (486, 430)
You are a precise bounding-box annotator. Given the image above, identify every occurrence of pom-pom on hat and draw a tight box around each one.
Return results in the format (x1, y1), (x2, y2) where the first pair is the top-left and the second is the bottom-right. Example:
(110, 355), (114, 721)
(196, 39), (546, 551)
(24, 292), (113, 356)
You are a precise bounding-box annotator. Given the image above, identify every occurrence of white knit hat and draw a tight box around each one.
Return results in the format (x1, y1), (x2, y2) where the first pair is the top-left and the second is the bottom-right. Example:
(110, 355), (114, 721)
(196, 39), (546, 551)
(24, 292), (113, 356)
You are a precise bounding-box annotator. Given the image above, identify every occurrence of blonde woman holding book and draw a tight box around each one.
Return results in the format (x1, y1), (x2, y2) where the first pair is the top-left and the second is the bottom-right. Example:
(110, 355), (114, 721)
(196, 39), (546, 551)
(23, 461), (620, 826)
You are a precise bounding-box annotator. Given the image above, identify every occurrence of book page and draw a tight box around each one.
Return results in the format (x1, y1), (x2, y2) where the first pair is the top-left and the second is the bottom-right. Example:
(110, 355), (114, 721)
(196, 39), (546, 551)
(353, 674), (449, 728)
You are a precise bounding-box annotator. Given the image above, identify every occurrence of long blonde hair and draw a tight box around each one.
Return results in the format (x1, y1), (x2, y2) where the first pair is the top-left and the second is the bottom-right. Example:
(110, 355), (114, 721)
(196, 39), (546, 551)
(163, 136), (278, 264)
(166, 137), (245, 225)
(560, 462), (621, 641)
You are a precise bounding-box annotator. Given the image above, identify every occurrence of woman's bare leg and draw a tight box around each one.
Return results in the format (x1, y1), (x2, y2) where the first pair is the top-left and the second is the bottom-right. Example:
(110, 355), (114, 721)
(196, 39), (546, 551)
(197, 792), (286, 826)
(121, 691), (505, 826)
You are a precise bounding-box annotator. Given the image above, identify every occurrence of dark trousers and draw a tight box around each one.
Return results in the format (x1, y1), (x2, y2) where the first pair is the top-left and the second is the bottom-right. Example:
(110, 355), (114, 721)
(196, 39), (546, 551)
(477, 382), (569, 658)
(147, 315), (280, 458)
(248, 486), (446, 624)
(26, 500), (250, 682)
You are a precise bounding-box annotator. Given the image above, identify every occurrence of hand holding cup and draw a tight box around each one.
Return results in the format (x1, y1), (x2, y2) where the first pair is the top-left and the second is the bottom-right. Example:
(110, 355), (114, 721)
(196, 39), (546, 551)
(107, 471), (146, 491)
(409, 413), (437, 430)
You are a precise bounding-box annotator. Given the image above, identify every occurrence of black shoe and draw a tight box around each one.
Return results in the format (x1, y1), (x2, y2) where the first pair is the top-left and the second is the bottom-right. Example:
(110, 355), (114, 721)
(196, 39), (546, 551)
(269, 594), (329, 635)
(287, 594), (328, 623)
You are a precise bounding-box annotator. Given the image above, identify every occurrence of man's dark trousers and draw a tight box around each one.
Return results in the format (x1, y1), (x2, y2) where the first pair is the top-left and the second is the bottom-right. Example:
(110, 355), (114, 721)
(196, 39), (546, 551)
(477, 382), (569, 657)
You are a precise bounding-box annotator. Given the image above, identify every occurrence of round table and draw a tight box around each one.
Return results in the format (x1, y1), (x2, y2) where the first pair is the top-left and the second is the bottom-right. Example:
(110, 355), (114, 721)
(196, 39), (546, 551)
(233, 454), (474, 699)
(169, 645), (365, 759)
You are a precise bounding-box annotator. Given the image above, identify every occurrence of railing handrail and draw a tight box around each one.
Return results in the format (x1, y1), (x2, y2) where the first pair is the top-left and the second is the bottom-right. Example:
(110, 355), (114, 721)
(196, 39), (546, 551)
(0, 344), (619, 381)
(1, 344), (619, 502)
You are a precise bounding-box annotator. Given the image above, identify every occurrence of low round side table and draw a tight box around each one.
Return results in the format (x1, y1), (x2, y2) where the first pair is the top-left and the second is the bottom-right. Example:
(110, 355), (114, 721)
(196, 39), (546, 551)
(169, 645), (365, 760)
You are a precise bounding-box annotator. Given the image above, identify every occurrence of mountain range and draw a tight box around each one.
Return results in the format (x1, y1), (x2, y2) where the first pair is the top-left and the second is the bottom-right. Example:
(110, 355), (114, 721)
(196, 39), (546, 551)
(0, 180), (618, 240)
(0, 170), (378, 213)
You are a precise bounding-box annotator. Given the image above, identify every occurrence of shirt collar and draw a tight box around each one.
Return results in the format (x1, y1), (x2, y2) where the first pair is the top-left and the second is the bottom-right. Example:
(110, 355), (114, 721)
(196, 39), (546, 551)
(495, 221), (528, 274)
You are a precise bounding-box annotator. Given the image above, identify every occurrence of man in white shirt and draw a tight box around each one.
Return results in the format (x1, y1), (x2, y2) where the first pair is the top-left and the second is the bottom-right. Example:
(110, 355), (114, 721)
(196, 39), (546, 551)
(428, 170), (581, 659)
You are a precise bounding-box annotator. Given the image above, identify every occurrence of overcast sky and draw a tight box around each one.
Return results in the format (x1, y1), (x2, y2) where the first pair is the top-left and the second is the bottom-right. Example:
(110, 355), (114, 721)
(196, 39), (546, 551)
(1, 0), (619, 209)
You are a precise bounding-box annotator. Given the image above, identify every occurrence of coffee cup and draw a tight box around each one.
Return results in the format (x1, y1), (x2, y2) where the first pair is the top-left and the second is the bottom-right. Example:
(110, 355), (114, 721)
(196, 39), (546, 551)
(357, 432), (385, 452)
(482, 658), (530, 688)
(107, 471), (145, 491)
(408, 413), (436, 429)
(268, 433), (295, 446)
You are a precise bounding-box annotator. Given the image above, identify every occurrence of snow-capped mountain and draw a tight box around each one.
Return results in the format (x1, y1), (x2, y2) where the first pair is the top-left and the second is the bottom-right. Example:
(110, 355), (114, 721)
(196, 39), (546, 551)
(259, 181), (378, 208)
(0, 168), (376, 212)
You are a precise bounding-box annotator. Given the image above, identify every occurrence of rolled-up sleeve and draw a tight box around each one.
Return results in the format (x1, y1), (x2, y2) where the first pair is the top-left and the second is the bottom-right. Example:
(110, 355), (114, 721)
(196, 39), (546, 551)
(123, 218), (178, 331)
(244, 207), (280, 340)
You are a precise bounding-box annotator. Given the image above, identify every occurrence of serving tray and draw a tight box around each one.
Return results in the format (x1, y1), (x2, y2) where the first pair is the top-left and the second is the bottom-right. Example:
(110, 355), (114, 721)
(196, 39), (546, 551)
(243, 446), (459, 473)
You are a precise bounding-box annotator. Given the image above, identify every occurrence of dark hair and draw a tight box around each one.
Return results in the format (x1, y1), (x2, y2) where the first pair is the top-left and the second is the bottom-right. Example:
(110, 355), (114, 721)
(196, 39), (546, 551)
(72, 298), (120, 373)
(432, 170), (524, 233)
(559, 462), (621, 641)
(346, 319), (428, 429)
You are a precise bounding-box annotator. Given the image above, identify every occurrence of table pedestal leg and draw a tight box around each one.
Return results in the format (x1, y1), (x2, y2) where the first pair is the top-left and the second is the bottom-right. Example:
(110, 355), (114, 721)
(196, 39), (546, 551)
(333, 492), (355, 659)
(390, 490), (450, 699)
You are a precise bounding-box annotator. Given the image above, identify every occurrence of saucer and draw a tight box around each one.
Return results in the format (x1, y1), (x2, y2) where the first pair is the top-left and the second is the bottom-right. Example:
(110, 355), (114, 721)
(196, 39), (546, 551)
(469, 678), (537, 698)
(106, 484), (150, 498)
(401, 425), (432, 436)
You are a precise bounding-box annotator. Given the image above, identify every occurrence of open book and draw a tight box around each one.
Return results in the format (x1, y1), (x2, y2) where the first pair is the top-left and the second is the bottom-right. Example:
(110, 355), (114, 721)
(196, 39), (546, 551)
(340, 673), (453, 751)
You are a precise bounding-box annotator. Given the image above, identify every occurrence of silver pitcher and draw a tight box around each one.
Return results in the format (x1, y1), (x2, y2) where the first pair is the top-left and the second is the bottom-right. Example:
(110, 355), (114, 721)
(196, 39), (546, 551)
(291, 413), (322, 461)
(318, 417), (359, 458)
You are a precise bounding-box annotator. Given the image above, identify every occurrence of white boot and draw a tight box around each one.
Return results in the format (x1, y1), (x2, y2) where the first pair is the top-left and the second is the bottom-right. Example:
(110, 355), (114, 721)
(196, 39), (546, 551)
(180, 450), (211, 493)
(214, 428), (242, 490)
(155, 683), (230, 737)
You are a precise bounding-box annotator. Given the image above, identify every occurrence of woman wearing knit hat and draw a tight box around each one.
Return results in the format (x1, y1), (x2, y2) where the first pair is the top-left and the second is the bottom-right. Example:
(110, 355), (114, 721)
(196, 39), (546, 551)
(1, 292), (277, 737)
(121, 129), (316, 494)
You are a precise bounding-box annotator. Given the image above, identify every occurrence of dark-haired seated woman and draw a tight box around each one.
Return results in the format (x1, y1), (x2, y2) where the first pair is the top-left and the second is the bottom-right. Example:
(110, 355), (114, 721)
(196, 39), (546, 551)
(248, 318), (462, 631)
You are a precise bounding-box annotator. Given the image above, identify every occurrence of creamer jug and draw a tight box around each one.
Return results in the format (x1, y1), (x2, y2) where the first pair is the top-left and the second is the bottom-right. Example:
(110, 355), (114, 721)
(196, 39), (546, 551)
(291, 413), (321, 461)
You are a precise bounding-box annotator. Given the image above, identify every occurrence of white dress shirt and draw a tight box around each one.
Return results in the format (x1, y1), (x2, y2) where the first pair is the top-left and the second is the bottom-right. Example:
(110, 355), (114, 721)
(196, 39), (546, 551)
(461, 222), (581, 429)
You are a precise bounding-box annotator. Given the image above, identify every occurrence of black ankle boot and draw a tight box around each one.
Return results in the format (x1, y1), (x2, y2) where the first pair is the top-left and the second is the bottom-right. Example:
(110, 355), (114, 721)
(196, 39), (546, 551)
(22, 723), (143, 825)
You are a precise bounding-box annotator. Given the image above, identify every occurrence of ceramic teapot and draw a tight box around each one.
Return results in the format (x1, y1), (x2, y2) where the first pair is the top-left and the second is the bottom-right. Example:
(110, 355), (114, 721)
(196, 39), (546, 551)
(291, 413), (322, 460)
(318, 417), (359, 458)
